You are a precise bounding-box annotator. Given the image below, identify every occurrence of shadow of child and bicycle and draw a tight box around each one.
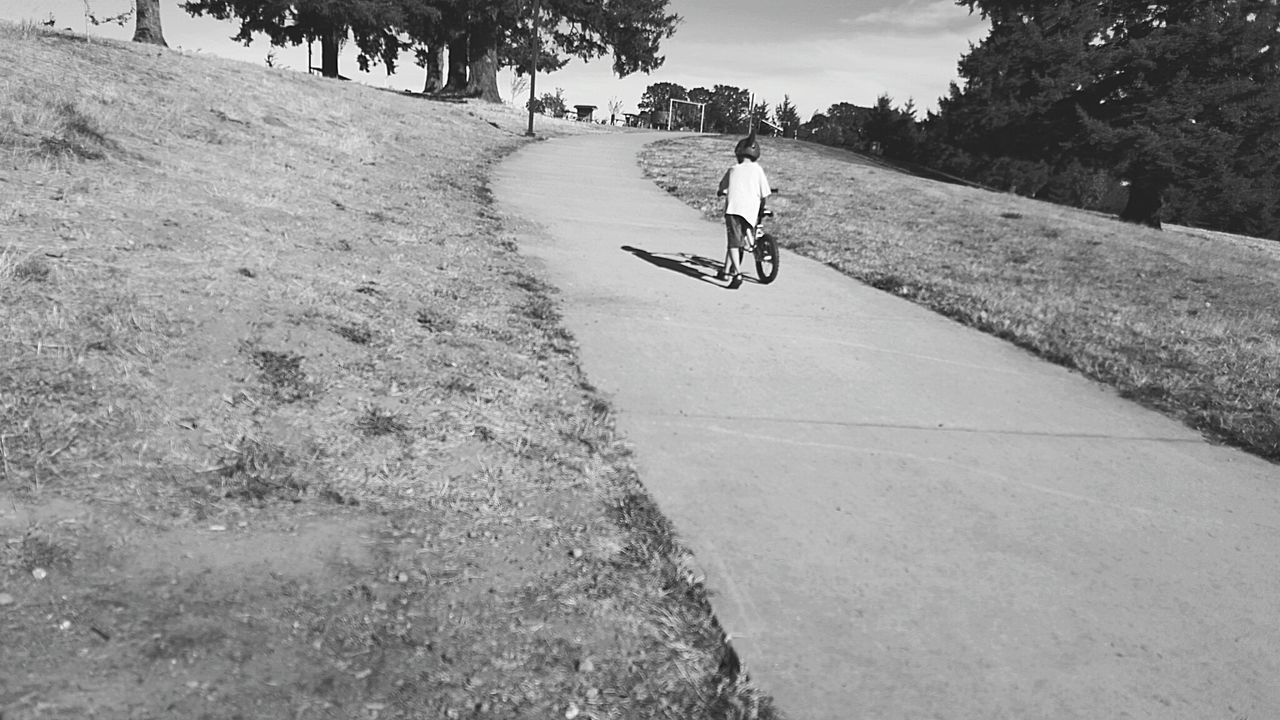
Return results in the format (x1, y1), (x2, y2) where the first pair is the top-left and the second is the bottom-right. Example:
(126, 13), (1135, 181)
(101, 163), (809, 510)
(620, 246), (764, 288)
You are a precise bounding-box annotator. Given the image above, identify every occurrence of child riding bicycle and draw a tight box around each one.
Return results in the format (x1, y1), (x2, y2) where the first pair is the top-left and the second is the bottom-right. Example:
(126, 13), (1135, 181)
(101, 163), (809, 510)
(717, 132), (772, 290)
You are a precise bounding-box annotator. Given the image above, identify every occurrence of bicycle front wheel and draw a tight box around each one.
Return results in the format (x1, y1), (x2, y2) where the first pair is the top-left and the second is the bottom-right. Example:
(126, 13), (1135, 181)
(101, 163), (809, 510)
(754, 233), (779, 284)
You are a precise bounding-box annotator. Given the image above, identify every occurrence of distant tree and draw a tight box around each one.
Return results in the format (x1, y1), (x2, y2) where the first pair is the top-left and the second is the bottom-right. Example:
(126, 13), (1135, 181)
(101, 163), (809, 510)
(708, 85), (751, 134)
(685, 85), (750, 133)
(132, 0), (166, 46)
(686, 87), (712, 107)
(529, 87), (567, 118)
(862, 94), (895, 152)
(638, 81), (688, 113)
(863, 94), (921, 159)
(719, 87), (751, 134)
(802, 102), (871, 147)
(798, 111), (825, 141)
(775, 95), (801, 138)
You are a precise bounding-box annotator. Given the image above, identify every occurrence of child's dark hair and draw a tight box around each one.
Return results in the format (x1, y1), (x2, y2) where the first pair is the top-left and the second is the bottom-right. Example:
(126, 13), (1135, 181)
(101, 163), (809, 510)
(734, 132), (760, 161)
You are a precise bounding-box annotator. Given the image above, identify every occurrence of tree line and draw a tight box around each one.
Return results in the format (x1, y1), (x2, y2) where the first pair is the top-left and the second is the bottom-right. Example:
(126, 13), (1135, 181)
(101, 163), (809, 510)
(802, 1), (1280, 238)
(635, 82), (921, 173)
(635, 82), (801, 135)
(124, 0), (679, 103)
(634, 82), (931, 173)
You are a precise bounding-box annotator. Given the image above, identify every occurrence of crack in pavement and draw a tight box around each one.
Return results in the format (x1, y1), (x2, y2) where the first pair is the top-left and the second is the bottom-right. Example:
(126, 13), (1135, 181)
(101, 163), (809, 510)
(635, 411), (1202, 443)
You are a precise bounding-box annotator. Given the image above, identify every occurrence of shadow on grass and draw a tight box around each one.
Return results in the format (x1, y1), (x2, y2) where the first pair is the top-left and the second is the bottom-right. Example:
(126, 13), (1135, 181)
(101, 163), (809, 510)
(621, 245), (751, 288)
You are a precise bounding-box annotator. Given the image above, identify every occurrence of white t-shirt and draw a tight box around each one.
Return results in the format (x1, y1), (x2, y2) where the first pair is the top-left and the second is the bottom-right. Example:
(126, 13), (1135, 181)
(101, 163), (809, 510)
(720, 161), (772, 227)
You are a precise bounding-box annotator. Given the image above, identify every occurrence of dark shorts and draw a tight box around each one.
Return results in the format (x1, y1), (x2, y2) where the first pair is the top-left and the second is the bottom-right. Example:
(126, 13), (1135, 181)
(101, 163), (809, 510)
(724, 214), (751, 249)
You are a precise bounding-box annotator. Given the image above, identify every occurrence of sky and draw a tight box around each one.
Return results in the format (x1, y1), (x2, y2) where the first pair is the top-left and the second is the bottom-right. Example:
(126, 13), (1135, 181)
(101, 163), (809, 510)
(2, 0), (990, 120)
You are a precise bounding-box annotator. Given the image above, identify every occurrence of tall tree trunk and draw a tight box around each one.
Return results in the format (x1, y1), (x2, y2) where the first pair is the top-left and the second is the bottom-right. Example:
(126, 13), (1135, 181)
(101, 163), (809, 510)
(464, 22), (502, 103)
(465, 45), (501, 102)
(320, 29), (342, 79)
(132, 0), (167, 47)
(422, 46), (444, 93)
(1119, 178), (1165, 229)
(443, 35), (468, 93)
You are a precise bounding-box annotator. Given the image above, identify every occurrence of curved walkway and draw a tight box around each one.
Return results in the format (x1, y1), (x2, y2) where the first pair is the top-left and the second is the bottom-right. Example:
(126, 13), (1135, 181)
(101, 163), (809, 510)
(493, 133), (1280, 720)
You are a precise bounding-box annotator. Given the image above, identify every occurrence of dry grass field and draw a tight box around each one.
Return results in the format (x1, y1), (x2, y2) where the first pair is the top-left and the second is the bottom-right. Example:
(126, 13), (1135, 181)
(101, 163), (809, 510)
(0, 25), (775, 720)
(641, 135), (1280, 464)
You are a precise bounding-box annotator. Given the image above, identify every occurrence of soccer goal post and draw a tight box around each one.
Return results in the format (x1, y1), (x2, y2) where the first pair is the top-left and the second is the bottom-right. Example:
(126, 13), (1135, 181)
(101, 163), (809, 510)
(668, 98), (707, 133)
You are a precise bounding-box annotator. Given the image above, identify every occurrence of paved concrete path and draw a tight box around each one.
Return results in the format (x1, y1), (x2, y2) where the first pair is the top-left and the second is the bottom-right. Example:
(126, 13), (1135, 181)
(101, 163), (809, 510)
(493, 133), (1280, 720)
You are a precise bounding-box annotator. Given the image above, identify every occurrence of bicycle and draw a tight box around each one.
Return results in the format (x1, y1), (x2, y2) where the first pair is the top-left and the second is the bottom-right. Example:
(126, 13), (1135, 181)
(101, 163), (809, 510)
(717, 208), (780, 287)
(740, 208), (780, 284)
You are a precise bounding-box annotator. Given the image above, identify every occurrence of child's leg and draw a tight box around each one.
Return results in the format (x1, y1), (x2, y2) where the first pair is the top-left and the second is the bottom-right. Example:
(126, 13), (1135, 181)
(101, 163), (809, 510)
(723, 216), (743, 278)
(724, 246), (741, 274)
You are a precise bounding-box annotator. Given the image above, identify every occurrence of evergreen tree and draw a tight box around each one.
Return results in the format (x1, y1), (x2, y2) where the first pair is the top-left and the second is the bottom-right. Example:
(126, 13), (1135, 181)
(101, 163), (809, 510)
(863, 94), (897, 153)
(775, 95), (801, 138)
(864, 94), (922, 159)
(942, 0), (1280, 234)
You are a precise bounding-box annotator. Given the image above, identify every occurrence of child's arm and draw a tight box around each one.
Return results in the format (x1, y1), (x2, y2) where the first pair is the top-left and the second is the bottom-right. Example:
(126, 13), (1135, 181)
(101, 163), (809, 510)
(717, 169), (730, 196)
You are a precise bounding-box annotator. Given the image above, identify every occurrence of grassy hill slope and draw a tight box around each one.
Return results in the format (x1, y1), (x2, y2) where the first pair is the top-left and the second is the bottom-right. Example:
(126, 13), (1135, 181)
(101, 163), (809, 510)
(643, 135), (1280, 463)
(0, 25), (775, 720)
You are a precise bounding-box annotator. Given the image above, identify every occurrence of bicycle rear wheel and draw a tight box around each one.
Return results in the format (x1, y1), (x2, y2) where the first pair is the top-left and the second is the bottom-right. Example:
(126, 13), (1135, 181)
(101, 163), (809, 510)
(754, 233), (779, 284)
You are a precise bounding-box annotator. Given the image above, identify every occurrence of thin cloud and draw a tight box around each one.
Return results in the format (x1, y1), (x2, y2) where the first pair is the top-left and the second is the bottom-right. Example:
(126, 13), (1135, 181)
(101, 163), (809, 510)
(660, 9), (984, 115)
(689, 0), (985, 50)
(852, 0), (985, 34)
